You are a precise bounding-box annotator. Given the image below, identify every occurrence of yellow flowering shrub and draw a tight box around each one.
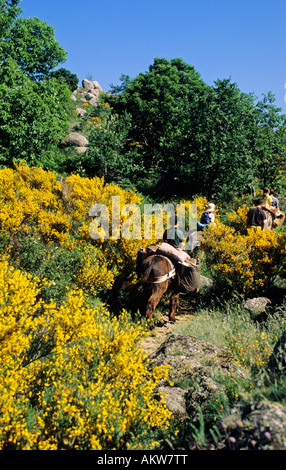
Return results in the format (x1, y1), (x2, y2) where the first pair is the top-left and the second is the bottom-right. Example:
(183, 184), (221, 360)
(0, 259), (172, 450)
(75, 244), (117, 294)
(202, 211), (285, 294)
(0, 163), (159, 296)
(37, 210), (71, 244)
(0, 163), (175, 449)
(180, 196), (208, 225)
(64, 172), (142, 221)
(226, 204), (249, 234)
(0, 163), (64, 238)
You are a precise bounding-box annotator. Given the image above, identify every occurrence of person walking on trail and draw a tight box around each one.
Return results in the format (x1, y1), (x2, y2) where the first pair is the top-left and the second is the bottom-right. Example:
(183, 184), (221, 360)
(163, 215), (185, 249)
(199, 203), (216, 228)
(262, 188), (273, 208)
(269, 189), (280, 209)
(246, 199), (267, 231)
(197, 203), (216, 231)
(247, 181), (256, 197)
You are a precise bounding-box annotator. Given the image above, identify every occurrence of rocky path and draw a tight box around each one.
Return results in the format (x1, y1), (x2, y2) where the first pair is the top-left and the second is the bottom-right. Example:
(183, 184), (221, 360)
(140, 298), (195, 356)
(140, 295), (286, 450)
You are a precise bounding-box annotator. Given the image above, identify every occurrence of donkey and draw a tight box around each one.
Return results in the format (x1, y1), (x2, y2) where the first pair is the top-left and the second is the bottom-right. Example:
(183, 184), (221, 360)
(123, 252), (200, 324)
(140, 254), (179, 323)
(263, 207), (285, 229)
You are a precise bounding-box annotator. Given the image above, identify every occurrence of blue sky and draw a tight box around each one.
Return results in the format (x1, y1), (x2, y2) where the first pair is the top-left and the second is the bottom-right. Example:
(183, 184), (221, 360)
(19, 0), (286, 112)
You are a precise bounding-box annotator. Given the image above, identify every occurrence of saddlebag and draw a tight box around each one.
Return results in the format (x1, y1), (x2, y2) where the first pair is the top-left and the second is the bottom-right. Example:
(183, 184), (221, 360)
(177, 261), (201, 293)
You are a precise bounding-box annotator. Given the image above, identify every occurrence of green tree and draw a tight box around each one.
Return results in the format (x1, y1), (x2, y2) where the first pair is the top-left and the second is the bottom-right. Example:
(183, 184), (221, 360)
(50, 67), (79, 91)
(0, 60), (71, 167)
(109, 59), (260, 200)
(184, 78), (258, 199)
(0, 2), (71, 168)
(253, 92), (286, 189)
(0, 1), (21, 43)
(2, 16), (67, 80)
(109, 74), (132, 95)
(109, 57), (209, 196)
(78, 99), (143, 183)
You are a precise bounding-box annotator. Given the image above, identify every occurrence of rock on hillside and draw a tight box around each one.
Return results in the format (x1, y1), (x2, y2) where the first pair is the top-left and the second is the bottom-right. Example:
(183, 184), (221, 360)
(145, 330), (286, 449)
(61, 79), (105, 153)
(61, 132), (89, 154)
(243, 297), (271, 314)
(62, 132), (89, 148)
(148, 333), (241, 420)
(221, 401), (286, 450)
(71, 79), (104, 107)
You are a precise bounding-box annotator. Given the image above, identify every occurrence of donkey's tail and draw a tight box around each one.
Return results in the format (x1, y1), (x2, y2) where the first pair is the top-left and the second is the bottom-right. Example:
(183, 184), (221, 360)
(121, 263), (153, 291)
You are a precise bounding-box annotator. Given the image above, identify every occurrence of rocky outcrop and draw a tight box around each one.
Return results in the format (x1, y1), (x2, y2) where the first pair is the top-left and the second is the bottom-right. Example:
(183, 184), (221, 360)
(243, 297), (271, 314)
(149, 333), (241, 419)
(61, 78), (104, 151)
(61, 132), (89, 153)
(200, 275), (214, 290)
(146, 330), (286, 449)
(76, 107), (87, 117)
(221, 401), (286, 450)
(62, 132), (89, 148)
(72, 79), (104, 108)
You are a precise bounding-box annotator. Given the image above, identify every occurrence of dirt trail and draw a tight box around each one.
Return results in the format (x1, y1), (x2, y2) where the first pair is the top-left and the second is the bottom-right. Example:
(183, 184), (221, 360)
(140, 297), (195, 356)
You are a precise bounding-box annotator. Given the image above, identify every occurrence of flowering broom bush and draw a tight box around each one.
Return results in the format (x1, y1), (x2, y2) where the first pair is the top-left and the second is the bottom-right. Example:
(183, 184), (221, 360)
(0, 259), (172, 450)
(0, 163), (173, 450)
(202, 208), (286, 294)
(226, 330), (275, 372)
(0, 162), (159, 297)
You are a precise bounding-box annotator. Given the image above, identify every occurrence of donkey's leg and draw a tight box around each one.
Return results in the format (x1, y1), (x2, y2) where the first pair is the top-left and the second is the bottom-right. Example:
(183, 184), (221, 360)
(169, 292), (180, 322)
(145, 293), (162, 323)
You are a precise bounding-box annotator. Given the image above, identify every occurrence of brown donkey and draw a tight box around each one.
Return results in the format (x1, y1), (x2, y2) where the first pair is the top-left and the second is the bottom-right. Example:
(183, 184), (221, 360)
(140, 254), (179, 323)
(123, 252), (200, 324)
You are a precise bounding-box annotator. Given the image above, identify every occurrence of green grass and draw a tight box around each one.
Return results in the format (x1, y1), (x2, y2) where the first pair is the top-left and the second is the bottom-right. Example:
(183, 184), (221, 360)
(168, 297), (286, 448)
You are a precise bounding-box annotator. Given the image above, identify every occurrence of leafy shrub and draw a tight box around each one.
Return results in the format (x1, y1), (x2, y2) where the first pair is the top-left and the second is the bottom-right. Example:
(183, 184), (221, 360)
(0, 63), (71, 167)
(50, 68), (79, 91)
(202, 208), (286, 294)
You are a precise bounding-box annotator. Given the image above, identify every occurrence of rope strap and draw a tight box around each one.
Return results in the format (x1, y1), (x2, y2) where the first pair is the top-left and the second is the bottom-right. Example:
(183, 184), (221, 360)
(146, 267), (176, 284)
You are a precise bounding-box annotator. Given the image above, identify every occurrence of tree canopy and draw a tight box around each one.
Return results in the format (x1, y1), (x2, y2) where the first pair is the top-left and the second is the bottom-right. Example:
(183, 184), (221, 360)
(0, 1), (72, 167)
(3, 16), (67, 80)
(50, 68), (79, 91)
(0, 1), (66, 80)
(0, 1), (285, 203)
(102, 57), (286, 199)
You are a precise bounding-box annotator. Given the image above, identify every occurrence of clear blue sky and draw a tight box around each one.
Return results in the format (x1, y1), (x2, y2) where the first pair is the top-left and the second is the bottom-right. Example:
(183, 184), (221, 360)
(19, 0), (286, 112)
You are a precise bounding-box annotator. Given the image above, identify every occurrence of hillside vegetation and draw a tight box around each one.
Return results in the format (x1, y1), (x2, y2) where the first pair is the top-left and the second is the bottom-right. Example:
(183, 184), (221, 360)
(1, 0), (286, 450)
